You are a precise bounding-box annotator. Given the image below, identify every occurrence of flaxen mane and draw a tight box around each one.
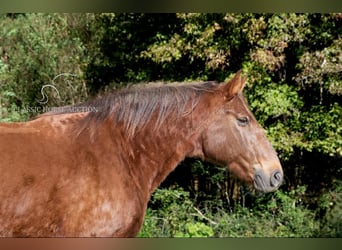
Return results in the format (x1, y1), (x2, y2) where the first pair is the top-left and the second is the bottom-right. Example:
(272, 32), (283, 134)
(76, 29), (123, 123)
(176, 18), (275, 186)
(45, 81), (218, 136)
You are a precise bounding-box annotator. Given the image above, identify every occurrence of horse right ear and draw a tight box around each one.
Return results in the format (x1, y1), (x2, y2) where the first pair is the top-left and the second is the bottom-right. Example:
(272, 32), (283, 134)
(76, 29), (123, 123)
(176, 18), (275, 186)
(222, 70), (247, 99)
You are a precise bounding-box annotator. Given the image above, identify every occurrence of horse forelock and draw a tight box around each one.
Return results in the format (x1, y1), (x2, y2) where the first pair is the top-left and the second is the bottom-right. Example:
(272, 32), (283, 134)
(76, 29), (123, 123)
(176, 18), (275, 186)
(71, 81), (218, 137)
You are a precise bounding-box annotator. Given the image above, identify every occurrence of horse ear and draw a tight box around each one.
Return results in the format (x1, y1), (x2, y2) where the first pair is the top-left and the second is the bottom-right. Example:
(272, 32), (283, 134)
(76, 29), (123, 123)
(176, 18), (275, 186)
(223, 70), (247, 98)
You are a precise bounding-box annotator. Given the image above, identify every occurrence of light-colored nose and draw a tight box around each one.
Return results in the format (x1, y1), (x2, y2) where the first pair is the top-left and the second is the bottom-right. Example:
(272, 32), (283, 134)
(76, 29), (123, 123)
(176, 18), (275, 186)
(270, 170), (283, 187)
(254, 169), (283, 192)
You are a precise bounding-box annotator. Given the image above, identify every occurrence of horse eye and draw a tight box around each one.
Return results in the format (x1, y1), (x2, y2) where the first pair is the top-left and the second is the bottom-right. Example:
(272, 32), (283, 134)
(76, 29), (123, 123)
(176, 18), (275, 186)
(237, 116), (250, 127)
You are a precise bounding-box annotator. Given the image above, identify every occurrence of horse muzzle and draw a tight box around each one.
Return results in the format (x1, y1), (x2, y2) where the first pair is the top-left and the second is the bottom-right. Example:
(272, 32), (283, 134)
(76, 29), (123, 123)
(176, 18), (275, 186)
(253, 169), (283, 193)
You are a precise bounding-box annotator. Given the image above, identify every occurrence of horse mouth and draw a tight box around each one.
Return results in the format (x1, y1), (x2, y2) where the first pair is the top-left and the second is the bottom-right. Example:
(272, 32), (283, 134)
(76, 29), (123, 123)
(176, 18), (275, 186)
(253, 170), (283, 193)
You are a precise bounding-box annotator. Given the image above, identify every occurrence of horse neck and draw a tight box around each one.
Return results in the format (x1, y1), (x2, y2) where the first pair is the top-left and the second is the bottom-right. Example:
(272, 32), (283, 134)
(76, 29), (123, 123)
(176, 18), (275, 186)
(108, 110), (206, 195)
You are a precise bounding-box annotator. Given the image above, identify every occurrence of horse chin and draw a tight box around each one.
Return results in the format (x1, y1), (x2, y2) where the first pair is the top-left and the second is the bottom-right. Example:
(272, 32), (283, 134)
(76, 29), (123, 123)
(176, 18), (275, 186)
(227, 162), (282, 193)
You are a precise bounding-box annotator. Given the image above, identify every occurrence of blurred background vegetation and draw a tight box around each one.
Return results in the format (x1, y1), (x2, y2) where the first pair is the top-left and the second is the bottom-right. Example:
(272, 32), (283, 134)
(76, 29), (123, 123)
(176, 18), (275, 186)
(0, 13), (341, 237)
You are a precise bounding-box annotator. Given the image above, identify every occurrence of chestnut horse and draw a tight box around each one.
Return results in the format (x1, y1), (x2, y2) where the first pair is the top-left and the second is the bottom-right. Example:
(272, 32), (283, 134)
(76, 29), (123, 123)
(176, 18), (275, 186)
(0, 71), (283, 237)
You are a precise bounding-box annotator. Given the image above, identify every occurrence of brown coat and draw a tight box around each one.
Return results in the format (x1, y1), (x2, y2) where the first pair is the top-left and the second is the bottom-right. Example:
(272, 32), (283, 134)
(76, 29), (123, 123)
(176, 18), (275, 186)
(0, 71), (283, 236)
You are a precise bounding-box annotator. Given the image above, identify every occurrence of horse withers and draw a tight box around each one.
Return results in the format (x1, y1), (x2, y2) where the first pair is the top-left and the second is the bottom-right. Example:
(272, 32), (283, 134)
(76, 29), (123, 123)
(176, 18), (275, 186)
(0, 71), (283, 236)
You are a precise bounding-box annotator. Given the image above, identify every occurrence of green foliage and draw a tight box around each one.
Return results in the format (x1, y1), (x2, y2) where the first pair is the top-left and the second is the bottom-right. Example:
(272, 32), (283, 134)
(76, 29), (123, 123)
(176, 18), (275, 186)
(183, 222), (214, 237)
(212, 186), (318, 237)
(138, 188), (203, 237)
(0, 14), (88, 121)
(317, 181), (342, 237)
(139, 187), (319, 237)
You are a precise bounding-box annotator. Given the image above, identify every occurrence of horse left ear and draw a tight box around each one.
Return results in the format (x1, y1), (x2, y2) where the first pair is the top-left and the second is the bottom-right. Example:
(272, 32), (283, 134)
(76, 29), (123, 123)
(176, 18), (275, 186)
(223, 70), (247, 99)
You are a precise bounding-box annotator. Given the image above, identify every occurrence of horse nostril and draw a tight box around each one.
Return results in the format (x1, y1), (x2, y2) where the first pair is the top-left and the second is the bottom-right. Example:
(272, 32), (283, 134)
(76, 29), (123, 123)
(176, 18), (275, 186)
(270, 171), (283, 187)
